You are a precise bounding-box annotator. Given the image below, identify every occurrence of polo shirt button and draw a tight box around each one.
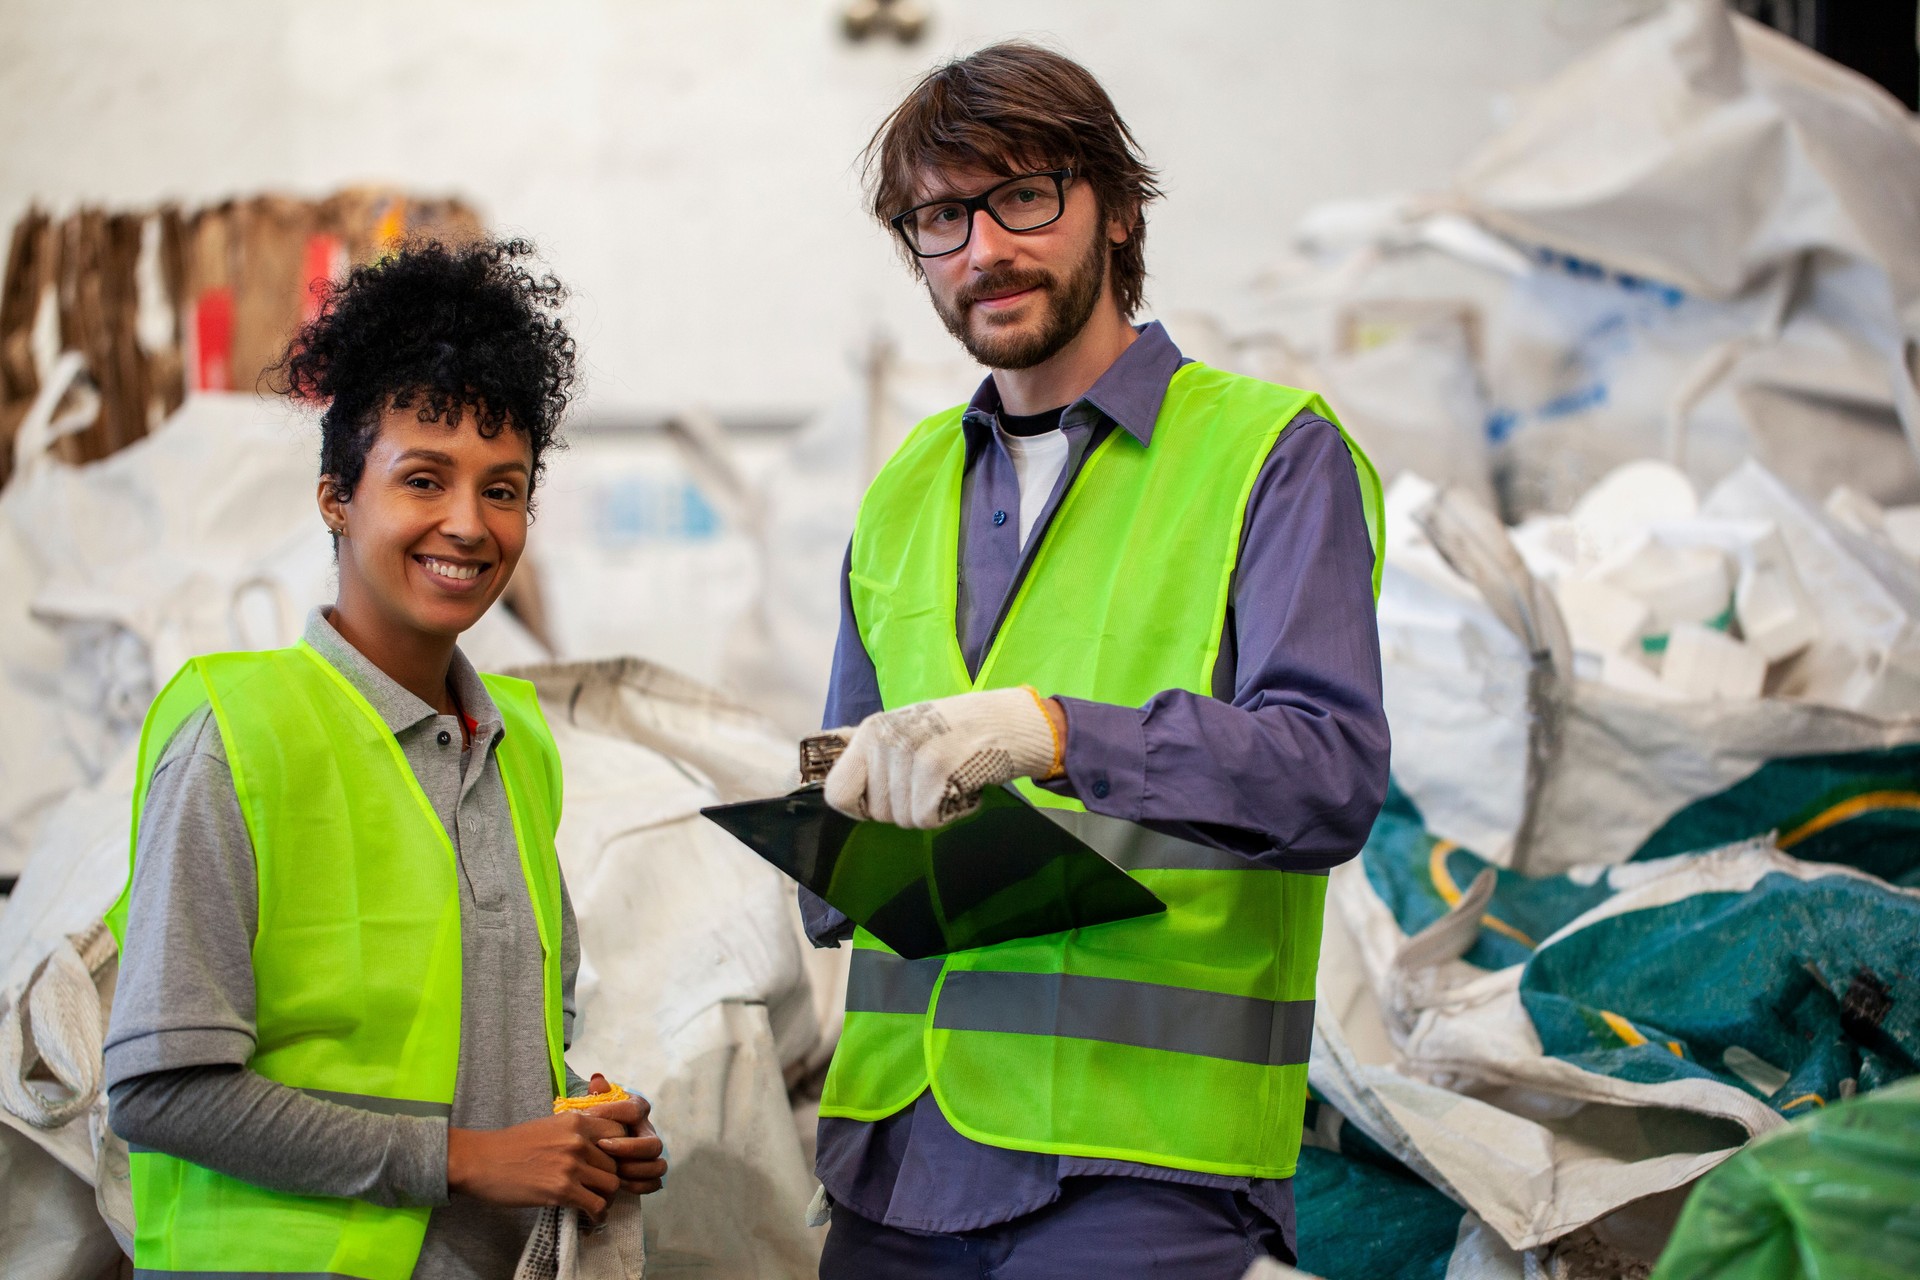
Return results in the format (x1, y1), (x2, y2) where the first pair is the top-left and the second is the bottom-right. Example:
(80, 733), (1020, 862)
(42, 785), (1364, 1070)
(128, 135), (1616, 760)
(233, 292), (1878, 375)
(993, 510), (1008, 527)
(437, 730), (452, 746)
(1092, 780), (1110, 800)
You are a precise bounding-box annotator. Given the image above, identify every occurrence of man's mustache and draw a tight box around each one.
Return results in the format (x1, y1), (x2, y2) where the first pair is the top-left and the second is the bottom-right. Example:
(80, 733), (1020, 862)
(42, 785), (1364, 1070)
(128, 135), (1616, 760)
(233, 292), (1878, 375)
(954, 269), (1054, 311)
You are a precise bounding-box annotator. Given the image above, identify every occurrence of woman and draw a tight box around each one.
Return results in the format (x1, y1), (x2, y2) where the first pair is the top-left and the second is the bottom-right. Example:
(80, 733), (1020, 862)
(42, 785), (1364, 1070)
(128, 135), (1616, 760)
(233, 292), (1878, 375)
(104, 238), (665, 1279)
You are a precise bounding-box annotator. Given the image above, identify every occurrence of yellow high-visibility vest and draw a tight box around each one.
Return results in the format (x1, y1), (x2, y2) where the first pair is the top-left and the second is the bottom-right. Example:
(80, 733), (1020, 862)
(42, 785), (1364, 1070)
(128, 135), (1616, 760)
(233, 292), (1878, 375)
(105, 642), (566, 1279)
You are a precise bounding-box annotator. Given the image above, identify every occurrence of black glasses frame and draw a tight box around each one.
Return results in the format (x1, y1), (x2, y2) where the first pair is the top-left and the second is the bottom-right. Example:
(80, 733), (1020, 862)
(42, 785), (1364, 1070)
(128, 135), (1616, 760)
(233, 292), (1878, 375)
(888, 169), (1074, 259)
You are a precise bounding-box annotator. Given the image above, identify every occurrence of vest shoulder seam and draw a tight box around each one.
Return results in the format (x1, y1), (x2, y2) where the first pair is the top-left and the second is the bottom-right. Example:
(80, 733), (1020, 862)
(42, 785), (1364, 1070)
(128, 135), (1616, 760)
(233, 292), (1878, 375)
(152, 702), (227, 771)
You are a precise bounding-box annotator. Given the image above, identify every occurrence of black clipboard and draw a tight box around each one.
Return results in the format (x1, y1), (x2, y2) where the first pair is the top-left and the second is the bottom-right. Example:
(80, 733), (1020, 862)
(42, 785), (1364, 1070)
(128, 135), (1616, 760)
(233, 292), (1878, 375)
(701, 784), (1166, 959)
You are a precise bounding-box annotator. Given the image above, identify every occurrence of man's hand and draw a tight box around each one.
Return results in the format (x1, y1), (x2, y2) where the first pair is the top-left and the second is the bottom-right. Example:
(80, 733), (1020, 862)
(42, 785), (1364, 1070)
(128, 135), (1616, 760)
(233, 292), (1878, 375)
(582, 1072), (668, 1195)
(824, 686), (1064, 828)
(446, 1111), (624, 1219)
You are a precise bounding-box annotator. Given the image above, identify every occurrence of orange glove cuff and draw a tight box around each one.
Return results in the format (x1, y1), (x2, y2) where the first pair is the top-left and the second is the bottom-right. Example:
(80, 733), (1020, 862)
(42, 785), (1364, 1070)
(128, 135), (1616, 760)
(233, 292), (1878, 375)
(1022, 685), (1065, 781)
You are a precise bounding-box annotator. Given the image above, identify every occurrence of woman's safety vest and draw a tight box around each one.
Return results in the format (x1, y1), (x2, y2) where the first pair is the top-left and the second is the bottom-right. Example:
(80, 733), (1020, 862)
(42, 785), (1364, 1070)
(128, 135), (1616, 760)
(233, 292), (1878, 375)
(823, 361), (1383, 1179)
(104, 642), (567, 1280)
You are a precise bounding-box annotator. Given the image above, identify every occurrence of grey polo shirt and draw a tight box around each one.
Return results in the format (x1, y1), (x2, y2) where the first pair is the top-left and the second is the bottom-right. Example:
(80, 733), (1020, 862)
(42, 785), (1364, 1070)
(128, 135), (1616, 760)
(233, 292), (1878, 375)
(105, 608), (582, 1278)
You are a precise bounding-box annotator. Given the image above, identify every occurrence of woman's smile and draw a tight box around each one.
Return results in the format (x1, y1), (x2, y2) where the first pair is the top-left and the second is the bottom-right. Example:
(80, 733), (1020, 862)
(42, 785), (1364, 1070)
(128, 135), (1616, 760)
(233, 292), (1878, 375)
(414, 553), (491, 590)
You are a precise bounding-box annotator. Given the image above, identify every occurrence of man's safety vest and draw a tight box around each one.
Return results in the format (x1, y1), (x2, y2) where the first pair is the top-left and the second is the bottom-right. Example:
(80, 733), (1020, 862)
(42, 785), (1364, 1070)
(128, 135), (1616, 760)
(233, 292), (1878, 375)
(822, 361), (1382, 1179)
(104, 642), (567, 1280)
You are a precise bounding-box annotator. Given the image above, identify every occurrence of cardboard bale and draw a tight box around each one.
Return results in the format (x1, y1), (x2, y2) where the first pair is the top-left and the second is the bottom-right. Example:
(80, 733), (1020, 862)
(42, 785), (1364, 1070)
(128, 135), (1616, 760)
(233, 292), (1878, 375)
(183, 203), (235, 394)
(0, 211), (60, 487)
(230, 196), (317, 397)
(1, 190), (486, 485)
(141, 207), (188, 429)
(52, 210), (148, 466)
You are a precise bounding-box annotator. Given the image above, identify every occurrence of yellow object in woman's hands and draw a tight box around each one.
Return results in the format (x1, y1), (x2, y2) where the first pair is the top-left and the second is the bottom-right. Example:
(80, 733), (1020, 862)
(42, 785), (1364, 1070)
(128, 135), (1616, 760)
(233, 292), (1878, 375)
(553, 1082), (629, 1113)
(563, 1072), (666, 1195)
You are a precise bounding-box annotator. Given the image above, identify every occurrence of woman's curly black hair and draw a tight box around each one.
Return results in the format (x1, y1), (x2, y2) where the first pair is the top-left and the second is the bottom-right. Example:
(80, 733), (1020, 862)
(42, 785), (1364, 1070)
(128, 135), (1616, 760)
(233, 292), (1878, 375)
(276, 237), (575, 505)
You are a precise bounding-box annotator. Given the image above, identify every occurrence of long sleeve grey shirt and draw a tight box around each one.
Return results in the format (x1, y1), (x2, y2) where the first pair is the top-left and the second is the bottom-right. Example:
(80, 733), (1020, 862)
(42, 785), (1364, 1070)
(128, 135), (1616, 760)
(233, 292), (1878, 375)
(106, 608), (585, 1279)
(803, 321), (1390, 1241)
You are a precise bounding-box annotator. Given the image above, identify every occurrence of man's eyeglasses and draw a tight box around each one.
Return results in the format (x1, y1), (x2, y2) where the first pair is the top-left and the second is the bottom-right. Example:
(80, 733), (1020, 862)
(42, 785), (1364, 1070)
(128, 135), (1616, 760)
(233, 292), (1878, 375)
(889, 170), (1072, 258)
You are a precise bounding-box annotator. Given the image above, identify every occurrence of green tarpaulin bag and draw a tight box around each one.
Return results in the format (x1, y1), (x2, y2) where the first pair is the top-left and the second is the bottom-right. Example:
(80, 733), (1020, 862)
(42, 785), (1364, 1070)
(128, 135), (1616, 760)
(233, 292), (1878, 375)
(1652, 1077), (1920, 1280)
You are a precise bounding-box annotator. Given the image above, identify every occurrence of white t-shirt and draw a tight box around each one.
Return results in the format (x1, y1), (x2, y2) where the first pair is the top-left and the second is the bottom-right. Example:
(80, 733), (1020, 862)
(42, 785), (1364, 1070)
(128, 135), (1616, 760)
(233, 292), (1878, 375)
(999, 425), (1071, 550)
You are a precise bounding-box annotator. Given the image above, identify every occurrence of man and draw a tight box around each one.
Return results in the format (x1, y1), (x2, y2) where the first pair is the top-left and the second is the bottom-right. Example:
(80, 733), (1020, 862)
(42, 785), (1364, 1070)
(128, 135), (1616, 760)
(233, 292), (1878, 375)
(806, 42), (1389, 1279)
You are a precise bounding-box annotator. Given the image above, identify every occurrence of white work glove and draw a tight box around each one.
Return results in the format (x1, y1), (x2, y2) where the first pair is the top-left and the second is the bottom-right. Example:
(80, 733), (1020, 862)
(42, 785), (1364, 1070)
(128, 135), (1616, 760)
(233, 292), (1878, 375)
(824, 687), (1063, 829)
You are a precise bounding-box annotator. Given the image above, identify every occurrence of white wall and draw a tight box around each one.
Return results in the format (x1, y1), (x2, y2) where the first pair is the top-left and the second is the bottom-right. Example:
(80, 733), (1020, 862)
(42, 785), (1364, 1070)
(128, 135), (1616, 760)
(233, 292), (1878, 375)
(0, 0), (1639, 423)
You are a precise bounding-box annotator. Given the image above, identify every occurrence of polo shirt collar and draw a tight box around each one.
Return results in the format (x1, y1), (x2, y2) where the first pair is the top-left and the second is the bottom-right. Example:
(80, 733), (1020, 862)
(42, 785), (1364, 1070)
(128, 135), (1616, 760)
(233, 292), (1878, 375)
(302, 607), (502, 742)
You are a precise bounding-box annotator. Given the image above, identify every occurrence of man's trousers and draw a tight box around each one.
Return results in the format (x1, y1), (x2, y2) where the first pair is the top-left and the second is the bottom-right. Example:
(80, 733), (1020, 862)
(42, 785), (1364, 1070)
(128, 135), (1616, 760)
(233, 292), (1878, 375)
(817, 1175), (1294, 1280)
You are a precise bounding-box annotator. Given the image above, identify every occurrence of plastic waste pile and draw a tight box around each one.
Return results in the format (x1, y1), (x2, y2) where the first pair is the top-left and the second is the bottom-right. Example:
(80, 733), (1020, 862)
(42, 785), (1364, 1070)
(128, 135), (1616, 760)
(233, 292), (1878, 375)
(1283, 3), (1920, 1219)
(1250, 2), (1920, 1243)
(1208, 0), (1920, 526)
(1505, 455), (1920, 714)
(1383, 452), (1920, 876)
(1286, 449), (1920, 1278)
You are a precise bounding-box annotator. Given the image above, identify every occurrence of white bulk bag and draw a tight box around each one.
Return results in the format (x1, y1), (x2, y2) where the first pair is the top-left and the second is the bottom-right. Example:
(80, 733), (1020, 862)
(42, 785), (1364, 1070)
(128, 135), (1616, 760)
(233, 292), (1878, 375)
(1389, 476), (1920, 872)
(1455, 0), (1920, 510)
(1314, 844), (1828, 1253)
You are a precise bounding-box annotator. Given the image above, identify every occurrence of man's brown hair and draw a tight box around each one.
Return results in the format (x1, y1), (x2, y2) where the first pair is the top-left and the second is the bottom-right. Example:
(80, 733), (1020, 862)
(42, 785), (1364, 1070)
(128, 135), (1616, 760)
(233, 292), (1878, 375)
(863, 42), (1162, 317)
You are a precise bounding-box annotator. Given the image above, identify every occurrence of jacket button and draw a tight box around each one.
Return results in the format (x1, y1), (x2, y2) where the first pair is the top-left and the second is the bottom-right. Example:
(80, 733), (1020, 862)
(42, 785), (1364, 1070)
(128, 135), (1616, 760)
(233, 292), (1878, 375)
(992, 510), (1008, 527)
(437, 730), (452, 746)
(1092, 780), (1110, 799)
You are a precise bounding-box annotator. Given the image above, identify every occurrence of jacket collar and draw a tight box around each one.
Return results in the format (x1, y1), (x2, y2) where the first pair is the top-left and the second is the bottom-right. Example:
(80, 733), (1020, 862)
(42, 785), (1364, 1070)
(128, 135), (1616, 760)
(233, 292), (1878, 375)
(961, 320), (1186, 447)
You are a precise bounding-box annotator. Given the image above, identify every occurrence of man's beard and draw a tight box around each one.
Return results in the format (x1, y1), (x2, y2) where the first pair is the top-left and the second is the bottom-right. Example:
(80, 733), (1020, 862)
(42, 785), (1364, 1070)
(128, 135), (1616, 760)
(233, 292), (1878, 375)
(931, 231), (1109, 371)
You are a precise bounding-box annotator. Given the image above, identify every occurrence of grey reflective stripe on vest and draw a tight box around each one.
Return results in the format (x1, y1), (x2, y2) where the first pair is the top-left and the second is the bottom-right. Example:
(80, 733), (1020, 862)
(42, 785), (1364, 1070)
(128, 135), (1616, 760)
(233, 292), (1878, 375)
(846, 949), (944, 1015)
(134, 1272), (370, 1279)
(934, 970), (1315, 1066)
(1038, 808), (1329, 876)
(295, 1087), (452, 1119)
